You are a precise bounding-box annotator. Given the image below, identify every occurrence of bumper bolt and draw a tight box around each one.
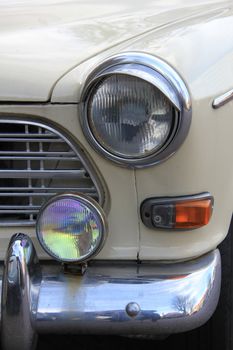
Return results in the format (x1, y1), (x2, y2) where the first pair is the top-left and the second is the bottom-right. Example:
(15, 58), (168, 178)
(126, 302), (141, 318)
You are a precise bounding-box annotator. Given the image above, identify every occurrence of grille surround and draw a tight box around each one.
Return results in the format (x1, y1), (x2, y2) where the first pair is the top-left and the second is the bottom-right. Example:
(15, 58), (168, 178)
(0, 115), (105, 226)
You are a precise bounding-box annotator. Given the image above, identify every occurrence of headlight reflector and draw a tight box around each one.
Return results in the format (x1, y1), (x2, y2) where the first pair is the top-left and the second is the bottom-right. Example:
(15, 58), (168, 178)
(36, 194), (107, 263)
(87, 74), (176, 158)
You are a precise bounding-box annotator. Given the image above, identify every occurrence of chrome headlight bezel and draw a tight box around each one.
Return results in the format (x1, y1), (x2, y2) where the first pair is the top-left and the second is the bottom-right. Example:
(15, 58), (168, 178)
(80, 52), (192, 168)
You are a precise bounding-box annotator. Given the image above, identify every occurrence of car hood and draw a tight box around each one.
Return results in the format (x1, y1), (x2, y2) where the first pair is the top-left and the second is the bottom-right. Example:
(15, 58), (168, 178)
(0, 0), (228, 102)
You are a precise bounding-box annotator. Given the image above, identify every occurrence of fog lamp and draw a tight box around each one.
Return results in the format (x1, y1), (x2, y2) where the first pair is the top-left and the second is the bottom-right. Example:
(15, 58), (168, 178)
(36, 194), (107, 263)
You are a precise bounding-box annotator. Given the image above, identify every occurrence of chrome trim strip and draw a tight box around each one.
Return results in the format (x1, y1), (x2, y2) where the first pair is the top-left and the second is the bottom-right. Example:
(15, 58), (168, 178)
(0, 235), (221, 347)
(0, 169), (86, 178)
(80, 52), (192, 168)
(212, 88), (233, 109)
(1, 234), (41, 350)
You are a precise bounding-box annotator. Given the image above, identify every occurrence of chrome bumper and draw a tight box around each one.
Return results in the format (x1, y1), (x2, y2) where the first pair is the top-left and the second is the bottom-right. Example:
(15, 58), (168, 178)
(0, 234), (221, 350)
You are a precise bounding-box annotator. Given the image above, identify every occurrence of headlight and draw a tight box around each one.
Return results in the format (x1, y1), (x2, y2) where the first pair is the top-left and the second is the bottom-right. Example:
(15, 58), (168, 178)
(36, 194), (108, 263)
(87, 74), (176, 158)
(81, 52), (191, 168)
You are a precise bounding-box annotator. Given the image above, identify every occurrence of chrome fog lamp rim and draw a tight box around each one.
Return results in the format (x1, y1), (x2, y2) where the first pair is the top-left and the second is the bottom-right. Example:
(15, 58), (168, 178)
(80, 52), (192, 168)
(36, 193), (108, 263)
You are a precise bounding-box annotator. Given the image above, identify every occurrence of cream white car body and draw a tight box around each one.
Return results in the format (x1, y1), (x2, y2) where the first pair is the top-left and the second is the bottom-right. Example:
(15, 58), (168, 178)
(0, 1), (232, 347)
(0, 0), (232, 261)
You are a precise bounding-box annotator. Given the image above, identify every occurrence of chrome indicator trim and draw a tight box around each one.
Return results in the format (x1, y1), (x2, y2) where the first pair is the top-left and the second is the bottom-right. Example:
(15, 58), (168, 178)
(213, 88), (233, 109)
(0, 234), (221, 349)
(81, 52), (192, 168)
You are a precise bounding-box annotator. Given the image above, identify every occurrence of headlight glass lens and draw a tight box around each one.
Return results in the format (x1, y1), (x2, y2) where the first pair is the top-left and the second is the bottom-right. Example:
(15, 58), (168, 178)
(87, 74), (175, 158)
(36, 195), (107, 262)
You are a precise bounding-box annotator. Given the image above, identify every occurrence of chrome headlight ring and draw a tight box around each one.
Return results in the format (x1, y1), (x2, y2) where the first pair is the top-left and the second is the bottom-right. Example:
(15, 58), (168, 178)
(80, 52), (192, 168)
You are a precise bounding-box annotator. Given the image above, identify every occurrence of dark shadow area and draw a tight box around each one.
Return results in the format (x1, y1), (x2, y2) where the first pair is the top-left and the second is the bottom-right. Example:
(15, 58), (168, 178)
(37, 333), (189, 350)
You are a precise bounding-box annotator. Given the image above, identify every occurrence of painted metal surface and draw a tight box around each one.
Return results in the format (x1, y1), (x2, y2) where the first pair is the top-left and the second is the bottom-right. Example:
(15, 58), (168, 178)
(50, 1), (233, 259)
(0, 0), (230, 102)
(0, 1), (232, 260)
(0, 100), (232, 260)
(52, 3), (233, 104)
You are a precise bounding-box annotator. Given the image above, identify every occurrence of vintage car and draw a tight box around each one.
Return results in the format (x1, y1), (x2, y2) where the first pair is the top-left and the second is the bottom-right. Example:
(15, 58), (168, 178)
(0, 0), (233, 349)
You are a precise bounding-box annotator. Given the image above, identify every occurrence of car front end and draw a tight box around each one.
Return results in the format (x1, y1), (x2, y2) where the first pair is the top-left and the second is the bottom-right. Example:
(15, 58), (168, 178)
(0, 1), (233, 349)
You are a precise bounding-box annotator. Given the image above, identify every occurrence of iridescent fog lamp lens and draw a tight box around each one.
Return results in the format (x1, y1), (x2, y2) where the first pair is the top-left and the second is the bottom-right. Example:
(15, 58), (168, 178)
(36, 194), (107, 263)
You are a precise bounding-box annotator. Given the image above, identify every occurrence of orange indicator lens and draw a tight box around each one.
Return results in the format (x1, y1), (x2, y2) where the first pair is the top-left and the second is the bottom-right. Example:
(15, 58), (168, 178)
(175, 199), (213, 229)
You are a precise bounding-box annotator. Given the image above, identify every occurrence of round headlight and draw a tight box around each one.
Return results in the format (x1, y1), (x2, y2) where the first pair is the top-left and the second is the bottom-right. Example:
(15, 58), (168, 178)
(81, 53), (191, 168)
(36, 194), (107, 263)
(87, 74), (176, 158)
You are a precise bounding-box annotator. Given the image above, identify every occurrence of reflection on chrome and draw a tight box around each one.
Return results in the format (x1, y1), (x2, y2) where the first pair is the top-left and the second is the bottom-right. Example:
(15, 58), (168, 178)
(36, 251), (220, 335)
(1, 234), (42, 350)
(213, 88), (233, 109)
(0, 234), (221, 350)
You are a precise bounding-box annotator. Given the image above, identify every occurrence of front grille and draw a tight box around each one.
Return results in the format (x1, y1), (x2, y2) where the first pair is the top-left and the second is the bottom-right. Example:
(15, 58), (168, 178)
(0, 118), (102, 226)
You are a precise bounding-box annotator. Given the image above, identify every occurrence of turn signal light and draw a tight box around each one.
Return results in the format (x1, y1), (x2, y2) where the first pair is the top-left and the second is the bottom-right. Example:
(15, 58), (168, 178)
(141, 193), (213, 230)
(175, 199), (212, 229)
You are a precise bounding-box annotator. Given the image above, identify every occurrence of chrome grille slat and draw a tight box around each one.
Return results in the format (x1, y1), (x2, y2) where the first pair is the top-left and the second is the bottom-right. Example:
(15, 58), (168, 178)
(0, 192), (97, 197)
(0, 151), (75, 155)
(0, 170), (85, 178)
(0, 210), (39, 214)
(38, 127), (45, 212)
(0, 120), (101, 225)
(0, 221), (35, 227)
(0, 138), (62, 142)
(0, 187), (97, 192)
(0, 156), (79, 160)
(0, 193), (57, 196)
(0, 133), (56, 137)
(0, 205), (41, 210)
(25, 124), (33, 221)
